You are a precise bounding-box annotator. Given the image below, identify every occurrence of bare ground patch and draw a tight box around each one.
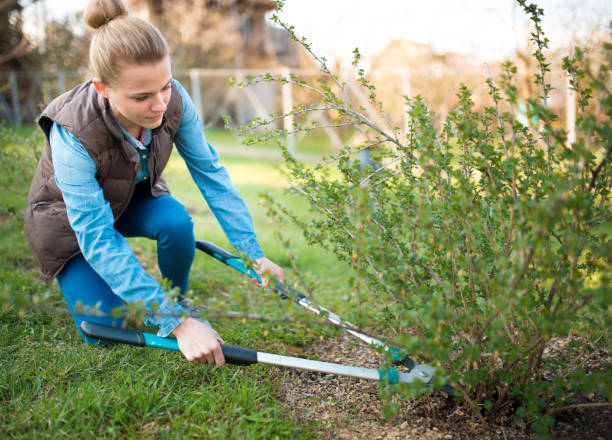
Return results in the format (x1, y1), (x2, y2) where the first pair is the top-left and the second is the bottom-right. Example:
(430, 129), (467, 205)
(273, 333), (611, 440)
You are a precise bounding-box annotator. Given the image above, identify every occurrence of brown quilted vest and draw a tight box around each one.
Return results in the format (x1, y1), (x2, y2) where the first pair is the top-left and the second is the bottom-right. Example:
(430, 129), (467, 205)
(24, 80), (183, 282)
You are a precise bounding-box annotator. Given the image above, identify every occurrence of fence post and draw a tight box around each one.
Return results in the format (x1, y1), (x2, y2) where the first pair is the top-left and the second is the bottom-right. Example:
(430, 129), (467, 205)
(58, 71), (66, 95)
(189, 69), (204, 123)
(9, 71), (21, 127)
(281, 67), (295, 155)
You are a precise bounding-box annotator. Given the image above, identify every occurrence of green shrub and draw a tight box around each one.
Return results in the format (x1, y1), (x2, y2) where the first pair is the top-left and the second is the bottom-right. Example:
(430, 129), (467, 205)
(230, 1), (611, 437)
(0, 125), (43, 217)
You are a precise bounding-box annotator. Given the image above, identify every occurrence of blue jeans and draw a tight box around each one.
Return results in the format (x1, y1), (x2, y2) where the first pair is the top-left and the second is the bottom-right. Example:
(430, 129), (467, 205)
(56, 185), (195, 344)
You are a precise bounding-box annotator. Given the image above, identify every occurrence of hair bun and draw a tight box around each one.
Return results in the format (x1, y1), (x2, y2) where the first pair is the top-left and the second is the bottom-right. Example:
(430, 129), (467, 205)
(83, 0), (128, 29)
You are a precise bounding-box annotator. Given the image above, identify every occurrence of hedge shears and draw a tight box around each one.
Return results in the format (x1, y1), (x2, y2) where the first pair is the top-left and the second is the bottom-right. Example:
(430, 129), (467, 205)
(195, 240), (452, 394)
(80, 321), (433, 386)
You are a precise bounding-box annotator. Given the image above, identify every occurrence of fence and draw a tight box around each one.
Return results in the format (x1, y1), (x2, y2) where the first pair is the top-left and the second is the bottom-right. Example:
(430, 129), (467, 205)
(0, 66), (576, 152)
(0, 67), (344, 154)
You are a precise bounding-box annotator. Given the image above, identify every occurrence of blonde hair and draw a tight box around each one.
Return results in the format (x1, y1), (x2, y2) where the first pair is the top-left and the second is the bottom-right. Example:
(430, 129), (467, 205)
(83, 0), (169, 86)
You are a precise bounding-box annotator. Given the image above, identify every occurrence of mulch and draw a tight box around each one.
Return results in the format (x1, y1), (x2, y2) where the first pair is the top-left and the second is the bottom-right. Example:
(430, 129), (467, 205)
(273, 333), (611, 440)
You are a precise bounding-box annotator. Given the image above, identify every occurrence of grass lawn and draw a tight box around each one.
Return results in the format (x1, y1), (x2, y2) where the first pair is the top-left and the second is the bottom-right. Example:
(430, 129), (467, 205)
(204, 126), (353, 158)
(0, 130), (355, 439)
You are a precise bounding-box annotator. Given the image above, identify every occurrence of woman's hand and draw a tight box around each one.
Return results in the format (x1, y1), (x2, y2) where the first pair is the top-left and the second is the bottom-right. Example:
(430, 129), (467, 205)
(252, 257), (284, 288)
(172, 317), (225, 366)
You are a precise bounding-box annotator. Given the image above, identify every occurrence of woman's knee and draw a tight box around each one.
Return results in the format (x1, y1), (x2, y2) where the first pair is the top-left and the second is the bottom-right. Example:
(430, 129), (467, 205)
(157, 208), (195, 247)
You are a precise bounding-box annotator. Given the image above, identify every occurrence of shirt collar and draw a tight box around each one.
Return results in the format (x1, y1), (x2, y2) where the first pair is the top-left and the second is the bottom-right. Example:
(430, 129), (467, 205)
(109, 109), (152, 150)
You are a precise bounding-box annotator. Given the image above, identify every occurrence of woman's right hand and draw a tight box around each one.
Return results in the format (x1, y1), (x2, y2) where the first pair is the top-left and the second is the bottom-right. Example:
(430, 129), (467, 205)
(171, 317), (225, 366)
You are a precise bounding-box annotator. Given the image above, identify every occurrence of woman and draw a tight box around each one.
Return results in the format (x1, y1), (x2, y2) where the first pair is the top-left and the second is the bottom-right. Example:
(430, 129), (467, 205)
(24, 0), (283, 367)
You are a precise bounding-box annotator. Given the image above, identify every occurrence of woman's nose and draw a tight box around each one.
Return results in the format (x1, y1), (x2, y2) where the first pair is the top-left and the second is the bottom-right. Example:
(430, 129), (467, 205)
(151, 93), (168, 111)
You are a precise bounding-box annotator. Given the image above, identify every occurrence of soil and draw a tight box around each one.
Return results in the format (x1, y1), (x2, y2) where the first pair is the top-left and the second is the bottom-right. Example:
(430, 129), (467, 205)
(274, 333), (611, 440)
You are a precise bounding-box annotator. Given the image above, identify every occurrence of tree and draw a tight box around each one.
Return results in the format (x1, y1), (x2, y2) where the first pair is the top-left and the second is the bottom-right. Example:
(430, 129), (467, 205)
(0, 0), (38, 70)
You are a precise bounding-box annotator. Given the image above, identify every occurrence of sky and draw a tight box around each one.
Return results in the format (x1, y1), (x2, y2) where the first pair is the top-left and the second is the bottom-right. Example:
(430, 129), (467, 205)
(25, 0), (611, 65)
(275, 0), (610, 64)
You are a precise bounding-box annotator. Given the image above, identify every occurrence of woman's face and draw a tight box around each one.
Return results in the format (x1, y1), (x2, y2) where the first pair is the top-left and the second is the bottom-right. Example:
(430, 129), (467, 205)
(93, 56), (172, 137)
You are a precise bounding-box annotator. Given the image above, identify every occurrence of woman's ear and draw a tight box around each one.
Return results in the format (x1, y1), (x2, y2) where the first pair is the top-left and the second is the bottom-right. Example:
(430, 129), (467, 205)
(92, 79), (110, 98)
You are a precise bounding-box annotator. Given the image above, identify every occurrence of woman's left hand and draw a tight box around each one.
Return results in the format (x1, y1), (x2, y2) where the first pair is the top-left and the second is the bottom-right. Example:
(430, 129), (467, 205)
(252, 257), (284, 288)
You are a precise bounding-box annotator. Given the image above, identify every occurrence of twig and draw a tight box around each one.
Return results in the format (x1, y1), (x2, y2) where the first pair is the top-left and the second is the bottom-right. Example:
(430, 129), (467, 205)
(589, 142), (611, 192)
(289, 183), (355, 239)
(272, 13), (402, 142)
(453, 381), (488, 426)
(359, 152), (413, 187)
(322, 139), (389, 164)
(545, 402), (612, 417)
(364, 255), (397, 301)
(207, 311), (293, 322)
(240, 105), (339, 131)
(586, 212), (612, 226)
(509, 246), (534, 292)
(19, 300), (398, 345)
(485, 63), (508, 158)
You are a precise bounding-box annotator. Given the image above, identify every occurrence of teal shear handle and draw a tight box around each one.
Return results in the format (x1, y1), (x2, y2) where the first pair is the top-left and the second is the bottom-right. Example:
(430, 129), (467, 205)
(80, 321), (257, 365)
(196, 240), (261, 280)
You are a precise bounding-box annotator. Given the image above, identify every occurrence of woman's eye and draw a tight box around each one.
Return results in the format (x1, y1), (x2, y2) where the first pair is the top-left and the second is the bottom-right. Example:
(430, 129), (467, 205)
(133, 96), (148, 102)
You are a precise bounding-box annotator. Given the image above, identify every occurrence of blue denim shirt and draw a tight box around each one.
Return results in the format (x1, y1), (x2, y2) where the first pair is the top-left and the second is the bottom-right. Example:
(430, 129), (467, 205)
(51, 79), (264, 337)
